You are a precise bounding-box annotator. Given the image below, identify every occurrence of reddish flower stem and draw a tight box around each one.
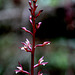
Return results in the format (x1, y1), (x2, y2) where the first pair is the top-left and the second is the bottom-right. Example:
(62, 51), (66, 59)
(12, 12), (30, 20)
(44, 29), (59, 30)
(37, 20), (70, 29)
(15, 0), (49, 75)
(31, 1), (36, 75)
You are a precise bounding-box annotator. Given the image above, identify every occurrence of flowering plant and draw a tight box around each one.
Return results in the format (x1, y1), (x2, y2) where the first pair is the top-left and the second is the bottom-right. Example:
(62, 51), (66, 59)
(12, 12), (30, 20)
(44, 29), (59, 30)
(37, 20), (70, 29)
(15, 0), (50, 75)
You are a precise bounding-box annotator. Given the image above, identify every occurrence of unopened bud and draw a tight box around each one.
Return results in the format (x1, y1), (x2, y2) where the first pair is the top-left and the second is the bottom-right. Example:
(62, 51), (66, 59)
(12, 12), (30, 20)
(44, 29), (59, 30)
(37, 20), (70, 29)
(29, 8), (32, 12)
(29, 0), (31, 5)
(33, 1), (36, 3)
(36, 22), (42, 29)
(30, 15), (32, 19)
(36, 10), (43, 18)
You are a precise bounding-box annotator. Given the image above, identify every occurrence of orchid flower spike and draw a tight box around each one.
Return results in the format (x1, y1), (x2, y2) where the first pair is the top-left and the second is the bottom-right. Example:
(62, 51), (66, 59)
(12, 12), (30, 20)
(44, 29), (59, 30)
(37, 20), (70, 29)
(15, 62), (30, 75)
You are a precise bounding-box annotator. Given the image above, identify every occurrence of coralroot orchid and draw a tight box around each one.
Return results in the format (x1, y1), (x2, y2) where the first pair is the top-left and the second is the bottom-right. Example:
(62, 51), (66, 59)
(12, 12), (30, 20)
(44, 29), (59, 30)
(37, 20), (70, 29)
(15, 66), (23, 74)
(35, 41), (51, 48)
(15, 0), (51, 75)
(22, 27), (33, 35)
(34, 56), (48, 68)
(15, 62), (30, 75)
(20, 38), (32, 52)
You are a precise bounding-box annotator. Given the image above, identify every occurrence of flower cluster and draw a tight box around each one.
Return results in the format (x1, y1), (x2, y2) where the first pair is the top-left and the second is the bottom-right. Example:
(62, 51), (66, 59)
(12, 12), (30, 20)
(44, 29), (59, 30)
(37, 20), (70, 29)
(15, 62), (30, 75)
(20, 38), (50, 53)
(34, 56), (48, 68)
(15, 57), (47, 75)
(15, 0), (51, 75)
(20, 38), (32, 52)
(35, 41), (51, 48)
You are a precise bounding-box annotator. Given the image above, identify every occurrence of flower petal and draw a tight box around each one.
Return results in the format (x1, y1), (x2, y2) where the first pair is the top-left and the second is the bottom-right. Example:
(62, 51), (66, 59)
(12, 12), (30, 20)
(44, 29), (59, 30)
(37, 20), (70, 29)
(15, 70), (20, 74)
(43, 41), (51, 45)
(18, 62), (23, 70)
(34, 64), (39, 68)
(41, 62), (48, 66)
(36, 22), (42, 29)
(17, 67), (22, 70)
(21, 47), (25, 50)
(22, 27), (33, 35)
(35, 41), (51, 48)
(38, 56), (44, 63)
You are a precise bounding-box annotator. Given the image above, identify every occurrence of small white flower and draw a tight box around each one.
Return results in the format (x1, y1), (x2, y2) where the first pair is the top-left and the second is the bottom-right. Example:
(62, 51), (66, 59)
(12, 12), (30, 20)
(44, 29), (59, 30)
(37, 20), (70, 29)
(46, 42), (50, 45)
(17, 67), (22, 70)
(21, 47), (25, 50)
(20, 39), (32, 52)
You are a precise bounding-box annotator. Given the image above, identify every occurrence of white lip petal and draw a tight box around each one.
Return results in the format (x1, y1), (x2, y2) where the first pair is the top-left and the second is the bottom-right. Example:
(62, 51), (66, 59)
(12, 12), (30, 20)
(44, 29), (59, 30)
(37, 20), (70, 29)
(21, 47), (25, 50)
(17, 67), (22, 70)
(26, 38), (29, 43)
(47, 43), (50, 45)
(21, 46), (27, 50)
(15, 70), (20, 74)
(15, 71), (18, 74)
(40, 59), (44, 64)
(39, 56), (44, 61)
(43, 64), (45, 66)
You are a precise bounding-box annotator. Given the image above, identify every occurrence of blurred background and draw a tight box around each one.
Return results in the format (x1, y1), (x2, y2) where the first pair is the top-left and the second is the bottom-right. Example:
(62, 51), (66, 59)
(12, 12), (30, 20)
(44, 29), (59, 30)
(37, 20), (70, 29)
(0, 0), (75, 75)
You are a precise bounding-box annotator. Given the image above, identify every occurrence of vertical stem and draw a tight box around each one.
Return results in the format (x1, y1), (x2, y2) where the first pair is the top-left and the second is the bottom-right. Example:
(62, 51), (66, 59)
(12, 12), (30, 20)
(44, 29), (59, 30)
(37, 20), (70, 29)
(31, 26), (35, 75)
(31, 1), (36, 75)
(31, 52), (34, 75)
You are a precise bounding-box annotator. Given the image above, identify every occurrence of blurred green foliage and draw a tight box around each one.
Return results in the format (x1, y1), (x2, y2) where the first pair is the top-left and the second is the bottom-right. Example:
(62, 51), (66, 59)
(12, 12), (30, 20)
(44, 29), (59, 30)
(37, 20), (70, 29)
(35, 37), (75, 75)
(50, 0), (59, 6)
(45, 38), (69, 70)
(0, 32), (75, 75)
(38, 0), (60, 7)
(48, 50), (69, 70)
(0, 33), (17, 75)
(0, 0), (4, 10)
(0, 33), (15, 51)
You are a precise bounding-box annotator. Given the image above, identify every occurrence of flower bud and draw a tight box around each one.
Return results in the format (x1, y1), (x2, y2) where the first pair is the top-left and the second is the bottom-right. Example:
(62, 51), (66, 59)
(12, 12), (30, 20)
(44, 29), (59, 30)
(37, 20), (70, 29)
(36, 10), (43, 18)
